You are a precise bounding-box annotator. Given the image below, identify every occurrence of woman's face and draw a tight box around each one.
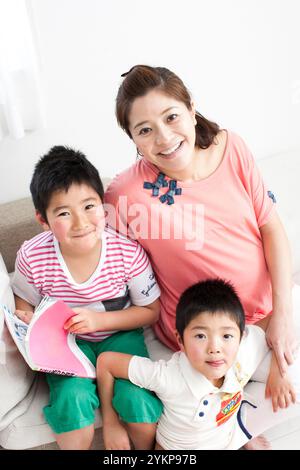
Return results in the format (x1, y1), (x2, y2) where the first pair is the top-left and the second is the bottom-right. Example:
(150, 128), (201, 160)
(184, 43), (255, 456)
(128, 89), (197, 178)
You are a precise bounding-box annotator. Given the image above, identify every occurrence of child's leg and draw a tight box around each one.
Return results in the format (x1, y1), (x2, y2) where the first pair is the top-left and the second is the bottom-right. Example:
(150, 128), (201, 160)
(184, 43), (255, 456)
(97, 329), (163, 450)
(113, 378), (162, 450)
(124, 422), (157, 450)
(54, 424), (95, 450)
(44, 373), (99, 450)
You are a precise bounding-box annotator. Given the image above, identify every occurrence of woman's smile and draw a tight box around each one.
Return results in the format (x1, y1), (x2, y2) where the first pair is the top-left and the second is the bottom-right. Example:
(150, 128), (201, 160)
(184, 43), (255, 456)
(158, 141), (184, 159)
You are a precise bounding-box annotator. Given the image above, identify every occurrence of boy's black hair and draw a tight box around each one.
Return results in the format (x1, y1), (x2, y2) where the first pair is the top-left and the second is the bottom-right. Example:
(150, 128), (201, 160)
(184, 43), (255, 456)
(30, 146), (104, 222)
(176, 279), (245, 340)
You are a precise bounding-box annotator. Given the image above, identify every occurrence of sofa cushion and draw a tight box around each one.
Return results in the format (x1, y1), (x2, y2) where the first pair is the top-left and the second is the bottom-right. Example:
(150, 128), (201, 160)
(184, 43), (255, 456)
(0, 198), (42, 273)
(0, 373), (102, 450)
(0, 254), (36, 446)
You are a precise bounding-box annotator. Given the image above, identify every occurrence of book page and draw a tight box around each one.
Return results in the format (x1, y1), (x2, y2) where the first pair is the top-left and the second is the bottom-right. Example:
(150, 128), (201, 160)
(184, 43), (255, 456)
(26, 297), (96, 378)
(2, 304), (29, 362)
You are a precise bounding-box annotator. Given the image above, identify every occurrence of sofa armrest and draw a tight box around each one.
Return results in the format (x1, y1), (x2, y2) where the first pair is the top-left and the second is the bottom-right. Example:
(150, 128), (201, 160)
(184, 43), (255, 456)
(0, 198), (42, 273)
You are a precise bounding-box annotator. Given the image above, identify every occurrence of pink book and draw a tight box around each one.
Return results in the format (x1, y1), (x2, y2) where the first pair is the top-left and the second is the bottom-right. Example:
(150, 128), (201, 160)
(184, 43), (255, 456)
(2, 297), (96, 378)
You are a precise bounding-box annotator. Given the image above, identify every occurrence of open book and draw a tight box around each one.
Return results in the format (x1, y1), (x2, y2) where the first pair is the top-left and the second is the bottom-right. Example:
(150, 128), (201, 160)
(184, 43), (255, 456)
(2, 296), (96, 378)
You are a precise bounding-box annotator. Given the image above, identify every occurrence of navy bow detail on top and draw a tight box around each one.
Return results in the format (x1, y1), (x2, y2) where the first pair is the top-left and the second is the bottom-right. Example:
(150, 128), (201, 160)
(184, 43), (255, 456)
(267, 190), (277, 203)
(159, 179), (182, 205)
(143, 172), (168, 196)
(143, 172), (182, 205)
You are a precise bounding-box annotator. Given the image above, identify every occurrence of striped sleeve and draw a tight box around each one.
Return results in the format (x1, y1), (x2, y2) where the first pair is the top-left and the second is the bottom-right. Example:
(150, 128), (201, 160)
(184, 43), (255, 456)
(11, 244), (42, 307)
(128, 243), (150, 279)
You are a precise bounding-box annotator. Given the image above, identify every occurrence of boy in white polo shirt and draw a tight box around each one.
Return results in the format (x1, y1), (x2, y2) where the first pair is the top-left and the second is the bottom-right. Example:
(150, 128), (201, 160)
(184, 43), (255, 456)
(97, 279), (298, 450)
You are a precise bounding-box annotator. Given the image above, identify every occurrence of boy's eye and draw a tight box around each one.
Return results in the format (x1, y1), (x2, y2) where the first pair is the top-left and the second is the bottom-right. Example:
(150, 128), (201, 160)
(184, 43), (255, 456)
(224, 334), (234, 339)
(85, 204), (95, 210)
(139, 127), (151, 136)
(58, 211), (69, 217)
(195, 333), (206, 339)
(167, 113), (178, 122)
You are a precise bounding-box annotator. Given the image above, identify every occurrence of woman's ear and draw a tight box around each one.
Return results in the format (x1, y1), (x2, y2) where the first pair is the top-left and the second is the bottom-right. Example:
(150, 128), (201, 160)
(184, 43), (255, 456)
(175, 330), (185, 352)
(35, 211), (50, 231)
(190, 101), (197, 126)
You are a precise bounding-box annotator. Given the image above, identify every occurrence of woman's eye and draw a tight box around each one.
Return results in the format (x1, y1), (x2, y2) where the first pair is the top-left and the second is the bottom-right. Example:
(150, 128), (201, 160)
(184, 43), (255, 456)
(167, 113), (178, 122)
(139, 127), (151, 136)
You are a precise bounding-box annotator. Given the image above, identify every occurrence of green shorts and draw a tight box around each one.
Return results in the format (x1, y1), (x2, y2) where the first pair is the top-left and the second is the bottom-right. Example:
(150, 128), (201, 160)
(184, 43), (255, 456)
(43, 328), (163, 434)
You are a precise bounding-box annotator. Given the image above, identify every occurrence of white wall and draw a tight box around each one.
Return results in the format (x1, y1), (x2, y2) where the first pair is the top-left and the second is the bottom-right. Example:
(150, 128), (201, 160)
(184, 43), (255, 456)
(0, 0), (299, 203)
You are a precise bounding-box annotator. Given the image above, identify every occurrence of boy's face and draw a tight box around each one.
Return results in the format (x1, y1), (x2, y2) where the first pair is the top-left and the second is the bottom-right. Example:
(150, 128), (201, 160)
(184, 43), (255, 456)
(176, 312), (241, 388)
(37, 183), (105, 256)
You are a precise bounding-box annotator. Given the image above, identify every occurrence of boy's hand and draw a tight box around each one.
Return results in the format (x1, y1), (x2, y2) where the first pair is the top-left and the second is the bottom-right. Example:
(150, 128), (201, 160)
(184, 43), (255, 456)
(64, 307), (105, 334)
(15, 310), (34, 324)
(103, 421), (131, 450)
(265, 371), (296, 412)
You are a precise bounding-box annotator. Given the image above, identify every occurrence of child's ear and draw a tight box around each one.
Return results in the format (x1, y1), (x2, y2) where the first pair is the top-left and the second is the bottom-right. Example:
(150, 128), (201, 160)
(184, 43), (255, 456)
(175, 330), (185, 352)
(35, 211), (50, 231)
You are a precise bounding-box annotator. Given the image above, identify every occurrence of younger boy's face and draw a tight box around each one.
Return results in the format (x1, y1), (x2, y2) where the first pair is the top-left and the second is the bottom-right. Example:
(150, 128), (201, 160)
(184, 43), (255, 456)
(38, 183), (105, 256)
(176, 312), (241, 388)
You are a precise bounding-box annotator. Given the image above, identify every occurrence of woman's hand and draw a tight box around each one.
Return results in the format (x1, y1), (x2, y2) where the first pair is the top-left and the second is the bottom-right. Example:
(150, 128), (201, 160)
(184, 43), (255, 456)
(265, 369), (296, 412)
(63, 307), (104, 334)
(265, 311), (298, 376)
(15, 309), (34, 324)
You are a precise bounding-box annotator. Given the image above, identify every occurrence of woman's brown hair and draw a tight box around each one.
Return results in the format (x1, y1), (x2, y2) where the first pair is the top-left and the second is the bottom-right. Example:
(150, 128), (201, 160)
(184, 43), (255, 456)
(116, 65), (220, 149)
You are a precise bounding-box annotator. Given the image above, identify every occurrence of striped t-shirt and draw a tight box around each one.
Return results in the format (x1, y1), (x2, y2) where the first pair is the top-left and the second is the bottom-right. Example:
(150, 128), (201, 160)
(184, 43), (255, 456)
(12, 226), (160, 342)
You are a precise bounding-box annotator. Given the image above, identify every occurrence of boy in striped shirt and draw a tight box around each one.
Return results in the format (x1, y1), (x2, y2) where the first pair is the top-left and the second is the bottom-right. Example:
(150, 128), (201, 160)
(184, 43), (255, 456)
(12, 146), (162, 450)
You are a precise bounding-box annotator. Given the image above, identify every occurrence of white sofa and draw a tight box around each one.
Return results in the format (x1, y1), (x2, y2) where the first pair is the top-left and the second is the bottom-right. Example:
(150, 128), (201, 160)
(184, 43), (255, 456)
(0, 150), (300, 450)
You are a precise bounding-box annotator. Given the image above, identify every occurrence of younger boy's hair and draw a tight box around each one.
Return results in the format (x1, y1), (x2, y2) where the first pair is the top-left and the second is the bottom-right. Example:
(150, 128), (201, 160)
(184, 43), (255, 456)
(176, 279), (245, 340)
(30, 146), (104, 222)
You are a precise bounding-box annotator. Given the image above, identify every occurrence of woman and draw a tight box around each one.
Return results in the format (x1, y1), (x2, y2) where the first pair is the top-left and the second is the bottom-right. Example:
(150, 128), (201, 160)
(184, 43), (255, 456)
(104, 65), (300, 449)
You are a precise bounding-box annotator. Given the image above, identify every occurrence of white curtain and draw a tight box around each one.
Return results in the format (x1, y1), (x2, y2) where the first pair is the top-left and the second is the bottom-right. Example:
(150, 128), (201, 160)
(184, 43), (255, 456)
(0, 0), (44, 140)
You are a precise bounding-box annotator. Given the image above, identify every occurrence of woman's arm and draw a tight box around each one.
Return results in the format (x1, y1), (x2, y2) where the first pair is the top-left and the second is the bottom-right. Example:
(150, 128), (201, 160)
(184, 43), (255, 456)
(64, 299), (160, 334)
(260, 210), (296, 375)
(255, 313), (296, 411)
(97, 352), (133, 450)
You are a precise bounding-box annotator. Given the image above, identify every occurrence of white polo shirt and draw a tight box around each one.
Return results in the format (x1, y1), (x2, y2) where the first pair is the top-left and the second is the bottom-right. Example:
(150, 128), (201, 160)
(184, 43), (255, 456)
(128, 325), (269, 450)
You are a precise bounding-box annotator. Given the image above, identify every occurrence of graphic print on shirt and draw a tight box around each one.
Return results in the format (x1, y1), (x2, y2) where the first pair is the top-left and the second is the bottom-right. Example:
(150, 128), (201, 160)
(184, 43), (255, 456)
(216, 391), (242, 426)
(141, 273), (157, 298)
(234, 361), (251, 388)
